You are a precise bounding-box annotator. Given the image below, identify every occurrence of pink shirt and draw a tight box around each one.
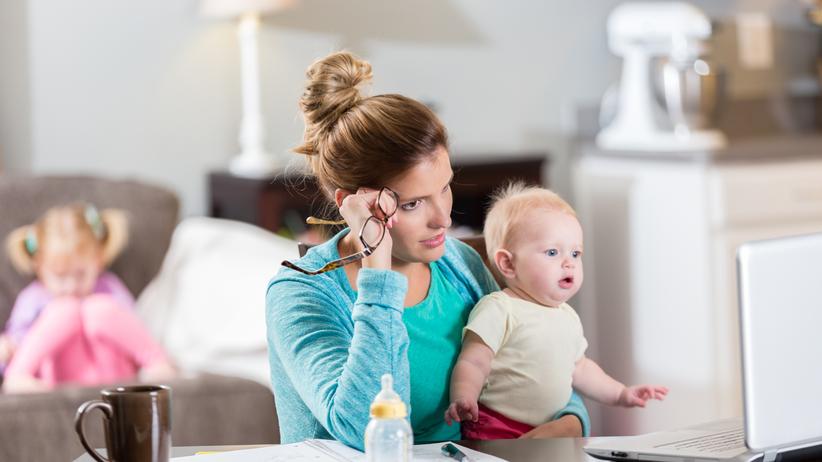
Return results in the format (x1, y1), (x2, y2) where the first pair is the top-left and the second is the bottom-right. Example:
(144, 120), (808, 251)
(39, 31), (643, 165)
(3, 272), (134, 346)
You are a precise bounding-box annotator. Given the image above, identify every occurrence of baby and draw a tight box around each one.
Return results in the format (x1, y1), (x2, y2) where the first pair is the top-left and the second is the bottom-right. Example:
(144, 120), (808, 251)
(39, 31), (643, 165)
(445, 184), (667, 439)
(1, 203), (175, 393)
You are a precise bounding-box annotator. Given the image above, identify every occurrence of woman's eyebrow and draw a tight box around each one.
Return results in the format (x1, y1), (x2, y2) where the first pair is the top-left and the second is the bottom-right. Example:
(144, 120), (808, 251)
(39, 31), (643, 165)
(396, 173), (454, 203)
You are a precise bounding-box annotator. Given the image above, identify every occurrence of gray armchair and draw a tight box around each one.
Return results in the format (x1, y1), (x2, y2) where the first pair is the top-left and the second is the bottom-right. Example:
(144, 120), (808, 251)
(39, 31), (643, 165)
(0, 175), (278, 461)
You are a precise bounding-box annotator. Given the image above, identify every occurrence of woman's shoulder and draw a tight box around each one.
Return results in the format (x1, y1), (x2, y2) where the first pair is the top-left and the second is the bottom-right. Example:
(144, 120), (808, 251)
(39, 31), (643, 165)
(442, 236), (486, 271)
(438, 236), (499, 298)
(267, 232), (351, 310)
(269, 244), (339, 295)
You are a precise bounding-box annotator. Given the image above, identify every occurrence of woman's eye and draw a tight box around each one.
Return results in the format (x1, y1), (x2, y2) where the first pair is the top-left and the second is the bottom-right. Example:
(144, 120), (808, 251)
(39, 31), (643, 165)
(546, 249), (558, 257)
(401, 200), (422, 211)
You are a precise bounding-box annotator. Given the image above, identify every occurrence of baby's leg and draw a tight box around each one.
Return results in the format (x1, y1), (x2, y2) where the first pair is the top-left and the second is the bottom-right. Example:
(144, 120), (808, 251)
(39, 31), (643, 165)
(80, 294), (175, 381)
(461, 403), (535, 440)
(3, 297), (84, 391)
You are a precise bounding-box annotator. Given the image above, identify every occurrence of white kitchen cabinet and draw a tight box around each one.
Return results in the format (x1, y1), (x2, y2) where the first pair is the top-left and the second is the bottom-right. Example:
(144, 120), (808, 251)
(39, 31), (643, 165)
(572, 142), (822, 436)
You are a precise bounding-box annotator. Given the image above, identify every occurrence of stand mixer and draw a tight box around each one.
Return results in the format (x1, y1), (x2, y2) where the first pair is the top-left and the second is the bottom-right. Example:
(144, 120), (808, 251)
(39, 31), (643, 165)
(597, 2), (727, 152)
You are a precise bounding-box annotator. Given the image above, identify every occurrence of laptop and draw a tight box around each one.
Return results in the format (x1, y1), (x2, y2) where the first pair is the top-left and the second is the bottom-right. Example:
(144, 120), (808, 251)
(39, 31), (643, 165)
(585, 232), (822, 462)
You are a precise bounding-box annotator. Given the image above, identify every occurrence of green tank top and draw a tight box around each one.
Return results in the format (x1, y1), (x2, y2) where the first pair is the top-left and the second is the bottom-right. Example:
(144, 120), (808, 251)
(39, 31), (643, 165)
(403, 262), (473, 443)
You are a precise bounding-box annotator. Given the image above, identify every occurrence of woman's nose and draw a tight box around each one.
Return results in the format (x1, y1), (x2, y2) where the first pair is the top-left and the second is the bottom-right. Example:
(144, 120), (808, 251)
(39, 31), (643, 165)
(428, 198), (452, 229)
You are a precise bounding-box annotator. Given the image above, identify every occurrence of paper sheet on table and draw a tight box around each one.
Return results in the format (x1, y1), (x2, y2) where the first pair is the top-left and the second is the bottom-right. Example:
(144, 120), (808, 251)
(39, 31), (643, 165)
(171, 439), (507, 462)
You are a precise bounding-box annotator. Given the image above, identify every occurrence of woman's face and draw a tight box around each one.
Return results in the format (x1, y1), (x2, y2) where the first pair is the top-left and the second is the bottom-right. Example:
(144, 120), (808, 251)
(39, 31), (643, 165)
(385, 146), (454, 264)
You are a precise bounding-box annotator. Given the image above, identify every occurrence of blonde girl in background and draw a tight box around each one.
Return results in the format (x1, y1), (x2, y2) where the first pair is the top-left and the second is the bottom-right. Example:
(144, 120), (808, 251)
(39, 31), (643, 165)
(1, 203), (175, 393)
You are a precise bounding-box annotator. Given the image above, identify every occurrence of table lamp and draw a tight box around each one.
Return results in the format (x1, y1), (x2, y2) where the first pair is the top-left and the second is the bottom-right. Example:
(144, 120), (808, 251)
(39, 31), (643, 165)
(201, 0), (295, 178)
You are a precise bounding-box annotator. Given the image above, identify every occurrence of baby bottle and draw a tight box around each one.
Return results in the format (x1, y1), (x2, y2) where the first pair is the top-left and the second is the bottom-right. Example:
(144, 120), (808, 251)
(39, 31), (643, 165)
(364, 374), (413, 462)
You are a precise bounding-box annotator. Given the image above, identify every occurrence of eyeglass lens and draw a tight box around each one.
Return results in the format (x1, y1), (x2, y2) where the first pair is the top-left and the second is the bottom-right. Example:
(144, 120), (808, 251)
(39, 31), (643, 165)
(377, 188), (398, 219)
(361, 189), (399, 249)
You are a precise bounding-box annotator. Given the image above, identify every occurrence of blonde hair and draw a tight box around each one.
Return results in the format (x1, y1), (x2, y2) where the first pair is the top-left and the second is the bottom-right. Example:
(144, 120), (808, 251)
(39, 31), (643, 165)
(294, 51), (448, 199)
(483, 182), (576, 278)
(5, 204), (129, 275)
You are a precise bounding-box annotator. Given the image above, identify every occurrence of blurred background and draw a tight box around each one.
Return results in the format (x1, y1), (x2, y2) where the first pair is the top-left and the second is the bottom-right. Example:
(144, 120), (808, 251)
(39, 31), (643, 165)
(2, 0), (819, 215)
(1, 0), (822, 438)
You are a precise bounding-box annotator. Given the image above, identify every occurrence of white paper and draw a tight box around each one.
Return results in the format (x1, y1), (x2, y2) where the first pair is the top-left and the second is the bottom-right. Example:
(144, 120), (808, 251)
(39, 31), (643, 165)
(171, 440), (507, 462)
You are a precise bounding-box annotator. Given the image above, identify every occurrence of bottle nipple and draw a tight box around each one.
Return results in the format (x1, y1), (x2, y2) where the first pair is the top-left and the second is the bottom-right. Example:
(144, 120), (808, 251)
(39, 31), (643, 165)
(370, 374), (407, 418)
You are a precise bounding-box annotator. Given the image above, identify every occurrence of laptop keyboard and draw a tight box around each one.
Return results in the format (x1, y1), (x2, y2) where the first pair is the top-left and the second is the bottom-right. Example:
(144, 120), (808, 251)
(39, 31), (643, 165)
(655, 428), (746, 454)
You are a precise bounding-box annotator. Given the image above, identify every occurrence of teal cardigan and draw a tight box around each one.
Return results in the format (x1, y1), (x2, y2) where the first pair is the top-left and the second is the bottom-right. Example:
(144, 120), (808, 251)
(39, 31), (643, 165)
(265, 230), (590, 449)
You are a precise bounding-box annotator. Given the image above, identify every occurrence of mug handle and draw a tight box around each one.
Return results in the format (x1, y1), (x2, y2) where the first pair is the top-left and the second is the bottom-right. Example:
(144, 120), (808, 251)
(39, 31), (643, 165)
(74, 400), (114, 462)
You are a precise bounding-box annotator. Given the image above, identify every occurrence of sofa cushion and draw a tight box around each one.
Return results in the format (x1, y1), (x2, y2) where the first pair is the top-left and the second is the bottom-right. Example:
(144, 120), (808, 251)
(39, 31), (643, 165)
(136, 217), (298, 386)
(0, 175), (179, 327)
(0, 373), (277, 461)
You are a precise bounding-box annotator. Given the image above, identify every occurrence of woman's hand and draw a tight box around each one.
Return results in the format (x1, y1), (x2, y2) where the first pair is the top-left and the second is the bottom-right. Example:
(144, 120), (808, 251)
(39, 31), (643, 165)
(337, 188), (399, 270)
(444, 398), (479, 426)
(518, 414), (583, 439)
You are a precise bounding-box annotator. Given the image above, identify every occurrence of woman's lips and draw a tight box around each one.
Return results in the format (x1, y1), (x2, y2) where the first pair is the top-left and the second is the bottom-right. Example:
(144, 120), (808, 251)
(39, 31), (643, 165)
(421, 233), (445, 248)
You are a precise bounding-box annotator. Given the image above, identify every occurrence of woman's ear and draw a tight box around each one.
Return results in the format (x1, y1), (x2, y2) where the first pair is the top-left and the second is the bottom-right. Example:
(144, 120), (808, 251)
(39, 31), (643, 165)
(494, 249), (516, 279)
(333, 188), (354, 208)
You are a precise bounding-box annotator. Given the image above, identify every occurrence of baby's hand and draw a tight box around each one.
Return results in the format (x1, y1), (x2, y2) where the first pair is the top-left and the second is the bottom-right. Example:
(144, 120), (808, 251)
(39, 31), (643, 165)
(444, 398), (479, 426)
(618, 385), (669, 407)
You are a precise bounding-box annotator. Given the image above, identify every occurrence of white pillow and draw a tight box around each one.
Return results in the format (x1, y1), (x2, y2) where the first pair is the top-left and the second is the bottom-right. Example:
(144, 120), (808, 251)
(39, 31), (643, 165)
(136, 217), (298, 387)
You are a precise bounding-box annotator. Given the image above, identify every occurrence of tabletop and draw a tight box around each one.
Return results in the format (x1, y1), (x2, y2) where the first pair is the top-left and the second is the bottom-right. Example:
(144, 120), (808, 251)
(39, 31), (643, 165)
(72, 437), (601, 462)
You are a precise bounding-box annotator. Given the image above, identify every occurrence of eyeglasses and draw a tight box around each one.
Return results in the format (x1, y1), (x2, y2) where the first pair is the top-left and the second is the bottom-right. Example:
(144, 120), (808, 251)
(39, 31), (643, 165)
(281, 187), (400, 275)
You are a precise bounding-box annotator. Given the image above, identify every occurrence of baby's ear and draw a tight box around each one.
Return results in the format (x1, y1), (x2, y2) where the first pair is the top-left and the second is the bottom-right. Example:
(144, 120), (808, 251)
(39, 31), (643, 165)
(493, 249), (516, 279)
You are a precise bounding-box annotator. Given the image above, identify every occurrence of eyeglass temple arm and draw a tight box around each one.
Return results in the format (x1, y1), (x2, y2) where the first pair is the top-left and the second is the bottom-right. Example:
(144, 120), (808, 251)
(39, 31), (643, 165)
(280, 246), (373, 275)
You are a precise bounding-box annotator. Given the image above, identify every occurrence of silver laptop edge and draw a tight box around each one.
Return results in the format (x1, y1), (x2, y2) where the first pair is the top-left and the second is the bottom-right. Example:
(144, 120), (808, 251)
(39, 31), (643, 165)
(585, 232), (822, 462)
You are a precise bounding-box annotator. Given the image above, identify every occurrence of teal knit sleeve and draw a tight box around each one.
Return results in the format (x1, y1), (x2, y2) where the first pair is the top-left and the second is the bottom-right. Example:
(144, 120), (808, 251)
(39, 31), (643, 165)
(266, 267), (409, 450)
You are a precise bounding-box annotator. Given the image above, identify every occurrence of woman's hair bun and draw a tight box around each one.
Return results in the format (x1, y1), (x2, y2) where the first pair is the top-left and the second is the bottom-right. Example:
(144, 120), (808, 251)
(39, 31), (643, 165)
(295, 51), (373, 156)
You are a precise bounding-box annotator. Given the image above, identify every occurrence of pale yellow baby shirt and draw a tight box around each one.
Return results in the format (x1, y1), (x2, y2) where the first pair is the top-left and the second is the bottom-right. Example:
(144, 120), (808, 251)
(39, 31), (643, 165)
(463, 291), (588, 427)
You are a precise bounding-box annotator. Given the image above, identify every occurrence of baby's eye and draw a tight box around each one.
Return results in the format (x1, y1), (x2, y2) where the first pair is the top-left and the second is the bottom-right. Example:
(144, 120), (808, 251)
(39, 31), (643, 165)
(400, 200), (422, 211)
(545, 249), (558, 257)
(572, 250), (582, 258)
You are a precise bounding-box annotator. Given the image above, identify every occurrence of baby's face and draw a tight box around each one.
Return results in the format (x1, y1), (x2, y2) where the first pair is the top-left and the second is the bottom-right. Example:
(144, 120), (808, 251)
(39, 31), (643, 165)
(505, 209), (584, 307)
(36, 247), (104, 297)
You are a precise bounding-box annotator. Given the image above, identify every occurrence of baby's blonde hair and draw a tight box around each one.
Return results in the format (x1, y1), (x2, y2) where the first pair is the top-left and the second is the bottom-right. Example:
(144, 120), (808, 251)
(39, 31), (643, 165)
(483, 182), (576, 279)
(5, 203), (129, 275)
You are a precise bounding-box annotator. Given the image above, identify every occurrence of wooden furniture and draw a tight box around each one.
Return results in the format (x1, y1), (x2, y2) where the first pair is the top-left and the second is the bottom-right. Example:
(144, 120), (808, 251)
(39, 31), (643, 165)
(208, 172), (320, 238)
(208, 154), (547, 238)
(449, 154), (546, 230)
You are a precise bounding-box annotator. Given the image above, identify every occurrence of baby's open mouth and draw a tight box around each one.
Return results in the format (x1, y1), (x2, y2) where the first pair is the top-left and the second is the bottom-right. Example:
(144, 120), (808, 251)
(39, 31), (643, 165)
(559, 276), (574, 289)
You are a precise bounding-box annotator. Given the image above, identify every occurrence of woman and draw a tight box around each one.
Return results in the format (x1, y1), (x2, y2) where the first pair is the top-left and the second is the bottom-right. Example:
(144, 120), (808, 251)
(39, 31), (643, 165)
(265, 51), (589, 449)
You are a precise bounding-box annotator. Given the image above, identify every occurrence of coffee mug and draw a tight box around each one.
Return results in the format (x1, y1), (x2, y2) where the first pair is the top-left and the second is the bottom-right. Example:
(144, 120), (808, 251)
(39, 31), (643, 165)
(75, 385), (172, 462)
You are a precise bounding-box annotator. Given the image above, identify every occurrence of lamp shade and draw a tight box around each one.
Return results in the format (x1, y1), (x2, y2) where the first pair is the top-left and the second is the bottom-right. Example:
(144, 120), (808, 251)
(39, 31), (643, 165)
(200, 0), (294, 18)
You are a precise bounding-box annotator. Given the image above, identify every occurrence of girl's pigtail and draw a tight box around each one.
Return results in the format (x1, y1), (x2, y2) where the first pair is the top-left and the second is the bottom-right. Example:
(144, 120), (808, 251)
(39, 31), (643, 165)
(5, 225), (37, 275)
(99, 209), (129, 267)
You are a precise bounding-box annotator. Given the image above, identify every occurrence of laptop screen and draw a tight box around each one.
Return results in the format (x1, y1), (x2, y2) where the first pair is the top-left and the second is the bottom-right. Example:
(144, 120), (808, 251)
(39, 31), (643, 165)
(737, 232), (822, 451)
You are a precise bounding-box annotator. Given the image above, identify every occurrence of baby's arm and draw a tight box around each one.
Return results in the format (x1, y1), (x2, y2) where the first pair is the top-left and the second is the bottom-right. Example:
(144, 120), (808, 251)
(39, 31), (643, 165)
(572, 356), (668, 407)
(445, 331), (494, 425)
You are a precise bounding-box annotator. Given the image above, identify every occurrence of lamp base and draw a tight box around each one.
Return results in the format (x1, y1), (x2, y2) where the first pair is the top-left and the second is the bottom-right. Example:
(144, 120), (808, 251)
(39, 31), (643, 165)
(228, 151), (280, 178)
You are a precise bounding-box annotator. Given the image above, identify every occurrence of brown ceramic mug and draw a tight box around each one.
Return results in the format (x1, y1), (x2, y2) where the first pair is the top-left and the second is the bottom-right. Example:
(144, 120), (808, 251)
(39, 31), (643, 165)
(75, 385), (172, 462)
